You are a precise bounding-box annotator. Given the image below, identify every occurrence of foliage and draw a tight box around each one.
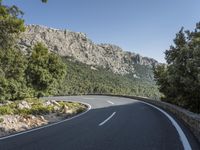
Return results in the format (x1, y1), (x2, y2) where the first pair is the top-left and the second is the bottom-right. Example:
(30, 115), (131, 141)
(154, 23), (200, 113)
(0, 99), (85, 116)
(0, 1), (24, 49)
(58, 57), (161, 99)
(0, 105), (13, 115)
(26, 43), (66, 98)
(0, 0), (160, 103)
(41, 0), (48, 3)
(0, 43), (29, 101)
(0, 1), (29, 101)
(0, 2), (66, 100)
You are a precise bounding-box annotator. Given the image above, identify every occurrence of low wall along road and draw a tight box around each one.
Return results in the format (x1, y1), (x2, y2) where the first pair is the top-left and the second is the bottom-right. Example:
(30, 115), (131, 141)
(97, 94), (200, 143)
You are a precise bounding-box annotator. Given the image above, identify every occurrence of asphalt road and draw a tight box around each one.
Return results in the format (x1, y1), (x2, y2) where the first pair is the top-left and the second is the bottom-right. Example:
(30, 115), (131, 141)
(0, 95), (199, 150)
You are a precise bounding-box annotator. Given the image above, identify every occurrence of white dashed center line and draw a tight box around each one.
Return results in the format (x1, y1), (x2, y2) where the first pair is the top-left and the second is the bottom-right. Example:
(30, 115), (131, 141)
(99, 112), (116, 126)
(107, 100), (114, 105)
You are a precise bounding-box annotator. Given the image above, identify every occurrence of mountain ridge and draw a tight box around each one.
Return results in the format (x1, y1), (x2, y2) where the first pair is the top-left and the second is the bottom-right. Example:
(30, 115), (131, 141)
(18, 25), (158, 76)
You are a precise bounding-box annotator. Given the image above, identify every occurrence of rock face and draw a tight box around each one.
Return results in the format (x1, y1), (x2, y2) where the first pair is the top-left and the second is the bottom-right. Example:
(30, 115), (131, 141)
(19, 25), (158, 75)
(18, 101), (31, 110)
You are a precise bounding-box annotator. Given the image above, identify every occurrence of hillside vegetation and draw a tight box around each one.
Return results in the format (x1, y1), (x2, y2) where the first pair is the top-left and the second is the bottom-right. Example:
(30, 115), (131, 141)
(2, 0), (199, 114)
(58, 57), (160, 99)
(0, 0), (160, 102)
(0, 0), (88, 137)
(0, 1), (66, 101)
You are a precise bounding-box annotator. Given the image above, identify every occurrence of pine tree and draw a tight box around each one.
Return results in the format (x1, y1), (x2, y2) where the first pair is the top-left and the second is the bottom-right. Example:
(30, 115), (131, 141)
(154, 23), (200, 113)
(26, 43), (66, 98)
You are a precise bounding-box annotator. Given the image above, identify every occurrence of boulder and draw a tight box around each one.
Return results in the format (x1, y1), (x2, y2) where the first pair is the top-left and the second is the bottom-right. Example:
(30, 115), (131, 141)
(43, 100), (53, 107)
(50, 100), (60, 107)
(18, 101), (31, 109)
(39, 116), (46, 122)
(62, 105), (69, 114)
(53, 106), (60, 111)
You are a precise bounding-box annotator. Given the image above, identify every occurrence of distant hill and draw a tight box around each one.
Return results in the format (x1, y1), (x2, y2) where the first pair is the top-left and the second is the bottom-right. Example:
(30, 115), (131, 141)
(59, 57), (161, 99)
(16, 25), (161, 98)
(18, 25), (159, 82)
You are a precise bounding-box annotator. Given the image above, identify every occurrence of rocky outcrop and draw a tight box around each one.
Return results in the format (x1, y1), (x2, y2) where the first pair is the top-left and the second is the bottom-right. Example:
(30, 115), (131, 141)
(0, 115), (48, 137)
(0, 100), (87, 137)
(18, 101), (31, 109)
(18, 25), (158, 75)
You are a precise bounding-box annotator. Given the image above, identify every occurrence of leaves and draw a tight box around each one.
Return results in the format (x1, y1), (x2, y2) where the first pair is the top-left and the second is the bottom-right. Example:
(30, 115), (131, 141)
(26, 43), (66, 97)
(0, 2), (25, 49)
(154, 22), (200, 113)
(58, 58), (160, 99)
(41, 0), (48, 3)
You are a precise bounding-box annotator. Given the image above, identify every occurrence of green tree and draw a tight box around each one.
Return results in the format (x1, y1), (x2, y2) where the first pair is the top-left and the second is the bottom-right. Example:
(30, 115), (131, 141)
(0, 1), (28, 101)
(0, 2), (25, 49)
(0, 48), (29, 100)
(154, 23), (200, 113)
(41, 0), (48, 3)
(26, 43), (66, 97)
(0, 0), (50, 101)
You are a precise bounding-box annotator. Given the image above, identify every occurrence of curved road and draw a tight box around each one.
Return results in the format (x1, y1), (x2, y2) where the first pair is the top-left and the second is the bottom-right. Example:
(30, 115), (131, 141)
(0, 96), (199, 150)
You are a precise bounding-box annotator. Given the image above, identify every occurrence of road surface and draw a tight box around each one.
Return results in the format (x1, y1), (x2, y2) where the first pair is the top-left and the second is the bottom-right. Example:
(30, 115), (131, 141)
(0, 96), (199, 150)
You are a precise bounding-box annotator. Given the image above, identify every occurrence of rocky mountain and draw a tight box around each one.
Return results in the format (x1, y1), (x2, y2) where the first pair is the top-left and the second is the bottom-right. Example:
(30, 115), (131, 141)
(18, 25), (158, 75)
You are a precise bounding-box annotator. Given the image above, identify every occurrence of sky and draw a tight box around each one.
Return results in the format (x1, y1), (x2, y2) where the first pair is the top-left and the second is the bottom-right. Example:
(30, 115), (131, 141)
(3, 0), (200, 63)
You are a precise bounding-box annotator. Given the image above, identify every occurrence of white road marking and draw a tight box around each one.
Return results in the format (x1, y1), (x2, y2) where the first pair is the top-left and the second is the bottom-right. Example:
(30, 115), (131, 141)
(107, 100), (114, 105)
(0, 101), (92, 141)
(140, 101), (192, 150)
(83, 98), (93, 100)
(99, 112), (116, 126)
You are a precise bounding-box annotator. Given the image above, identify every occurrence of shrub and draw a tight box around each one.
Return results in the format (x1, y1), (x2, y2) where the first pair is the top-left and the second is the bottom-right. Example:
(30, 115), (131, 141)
(0, 106), (13, 115)
(0, 118), (4, 123)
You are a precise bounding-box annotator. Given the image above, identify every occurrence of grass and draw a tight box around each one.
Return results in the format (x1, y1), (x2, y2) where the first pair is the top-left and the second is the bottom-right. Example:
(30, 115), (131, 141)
(0, 118), (3, 123)
(0, 106), (13, 115)
(0, 99), (86, 116)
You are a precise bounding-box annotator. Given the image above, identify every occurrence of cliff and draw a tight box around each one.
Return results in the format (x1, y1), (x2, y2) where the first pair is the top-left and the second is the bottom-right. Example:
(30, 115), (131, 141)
(18, 25), (158, 75)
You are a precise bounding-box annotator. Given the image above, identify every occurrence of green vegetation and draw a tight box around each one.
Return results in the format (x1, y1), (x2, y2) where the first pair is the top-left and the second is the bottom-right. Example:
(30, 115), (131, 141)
(0, 1), (27, 101)
(0, 105), (13, 115)
(58, 58), (161, 99)
(0, 99), (86, 115)
(0, 0), (87, 118)
(0, 2), (66, 101)
(41, 0), (48, 3)
(26, 43), (66, 98)
(0, 0), (25, 49)
(0, 0), (160, 103)
(0, 43), (66, 101)
(154, 23), (200, 113)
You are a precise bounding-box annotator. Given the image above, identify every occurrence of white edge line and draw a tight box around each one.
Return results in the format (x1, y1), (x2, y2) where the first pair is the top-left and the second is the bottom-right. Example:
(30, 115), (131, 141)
(107, 100), (114, 105)
(0, 101), (92, 141)
(99, 112), (116, 126)
(140, 101), (192, 150)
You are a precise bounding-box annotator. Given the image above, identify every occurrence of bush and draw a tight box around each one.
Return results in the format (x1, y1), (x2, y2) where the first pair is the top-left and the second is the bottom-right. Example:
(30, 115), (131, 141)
(0, 118), (4, 123)
(29, 105), (54, 115)
(154, 23), (200, 113)
(0, 106), (13, 115)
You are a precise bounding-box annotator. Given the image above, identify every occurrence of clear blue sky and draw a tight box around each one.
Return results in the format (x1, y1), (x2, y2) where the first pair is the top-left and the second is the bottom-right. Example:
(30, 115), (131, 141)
(3, 0), (200, 62)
